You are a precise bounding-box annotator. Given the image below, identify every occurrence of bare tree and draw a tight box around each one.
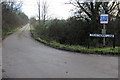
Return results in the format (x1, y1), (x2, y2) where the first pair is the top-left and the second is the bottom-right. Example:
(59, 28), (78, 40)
(68, 0), (120, 33)
(41, 0), (48, 24)
(37, 0), (41, 24)
(1, 0), (23, 11)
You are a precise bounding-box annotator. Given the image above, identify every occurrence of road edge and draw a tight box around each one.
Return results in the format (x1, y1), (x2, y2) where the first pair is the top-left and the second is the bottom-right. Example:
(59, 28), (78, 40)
(30, 25), (119, 56)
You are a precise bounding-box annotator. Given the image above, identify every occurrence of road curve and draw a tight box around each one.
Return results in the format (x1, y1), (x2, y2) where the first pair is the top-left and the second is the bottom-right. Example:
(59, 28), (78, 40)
(2, 24), (118, 78)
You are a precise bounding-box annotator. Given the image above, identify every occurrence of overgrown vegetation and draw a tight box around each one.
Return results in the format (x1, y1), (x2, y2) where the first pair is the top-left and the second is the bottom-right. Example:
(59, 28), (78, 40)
(31, 18), (89, 45)
(31, 25), (119, 55)
(2, 1), (29, 38)
(30, 1), (120, 54)
(31, 17), (120, 47)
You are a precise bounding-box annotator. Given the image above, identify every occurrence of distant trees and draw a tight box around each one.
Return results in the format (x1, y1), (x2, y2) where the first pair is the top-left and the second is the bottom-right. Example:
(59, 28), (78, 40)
(2, 0), (29, 36)
(37, 0), (41, 24)
(41, 1), (48, 24)
(37, 0), (49, 24)
(30, 17), (36, 25)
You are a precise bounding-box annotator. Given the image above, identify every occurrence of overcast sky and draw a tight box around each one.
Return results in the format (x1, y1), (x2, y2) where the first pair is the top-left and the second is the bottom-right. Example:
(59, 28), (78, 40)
(21, 0), (74, 19)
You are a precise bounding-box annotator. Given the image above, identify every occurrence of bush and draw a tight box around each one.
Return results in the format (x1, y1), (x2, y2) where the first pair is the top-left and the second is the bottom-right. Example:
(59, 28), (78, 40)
(32, 18), (89, 46)
(31, 15), (120, 48)
(2, 1), (29, 37)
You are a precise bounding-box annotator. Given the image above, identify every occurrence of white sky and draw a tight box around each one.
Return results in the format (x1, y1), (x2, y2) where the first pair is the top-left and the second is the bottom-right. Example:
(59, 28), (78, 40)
(21, 0), (74, 19)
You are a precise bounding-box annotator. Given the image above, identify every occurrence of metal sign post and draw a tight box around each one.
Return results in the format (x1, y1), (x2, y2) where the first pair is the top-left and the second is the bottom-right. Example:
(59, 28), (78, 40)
(89, 34), (115, 48)
(100, 14), (108, 47)
(103, 24), (106, 47)
(88, 12), (115, 48)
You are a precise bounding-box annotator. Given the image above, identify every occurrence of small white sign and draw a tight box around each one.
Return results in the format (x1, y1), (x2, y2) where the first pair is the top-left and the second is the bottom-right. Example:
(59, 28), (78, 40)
(90, 34), (114, 38)
(100, 14), (108, 24)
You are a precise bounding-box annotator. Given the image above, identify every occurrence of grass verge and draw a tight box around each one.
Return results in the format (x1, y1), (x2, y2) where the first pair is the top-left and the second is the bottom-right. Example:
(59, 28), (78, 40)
(2, 28), (19, 39)
(30, 25), (119, 56)
(2, 25), (25, 39)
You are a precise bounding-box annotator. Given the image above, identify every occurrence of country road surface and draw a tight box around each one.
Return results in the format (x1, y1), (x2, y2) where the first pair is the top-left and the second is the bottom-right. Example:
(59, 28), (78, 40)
(2, 24), (118, 78)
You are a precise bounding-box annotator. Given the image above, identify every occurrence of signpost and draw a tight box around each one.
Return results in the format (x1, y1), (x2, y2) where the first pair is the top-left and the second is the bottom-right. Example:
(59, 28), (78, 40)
(102, 29), (106, 34)
(88, 13), (115, 48)
(88, 10), (116, 48)
(100, 14), (108, 47)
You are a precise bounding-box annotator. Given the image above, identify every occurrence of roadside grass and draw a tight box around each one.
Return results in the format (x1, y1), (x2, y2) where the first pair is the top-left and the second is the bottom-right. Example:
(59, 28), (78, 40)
(2, 25), (24, 39)
(3, 28), (18, 39)
(30, 25), (119, 55)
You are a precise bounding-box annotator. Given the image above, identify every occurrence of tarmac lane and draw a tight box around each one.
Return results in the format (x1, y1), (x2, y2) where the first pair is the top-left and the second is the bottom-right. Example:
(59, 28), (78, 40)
(2, 24), (118, 78)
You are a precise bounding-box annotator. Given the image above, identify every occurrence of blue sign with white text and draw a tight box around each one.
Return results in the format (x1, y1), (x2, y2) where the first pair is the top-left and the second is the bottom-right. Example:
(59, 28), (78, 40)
(100, 14), (108, 24)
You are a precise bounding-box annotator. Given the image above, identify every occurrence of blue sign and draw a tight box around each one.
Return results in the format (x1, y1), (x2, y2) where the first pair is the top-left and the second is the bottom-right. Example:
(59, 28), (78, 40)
(100, 14), (108, 24)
